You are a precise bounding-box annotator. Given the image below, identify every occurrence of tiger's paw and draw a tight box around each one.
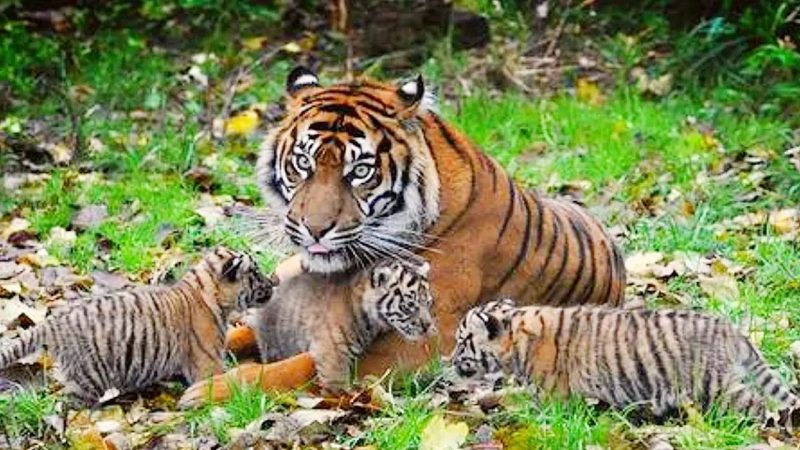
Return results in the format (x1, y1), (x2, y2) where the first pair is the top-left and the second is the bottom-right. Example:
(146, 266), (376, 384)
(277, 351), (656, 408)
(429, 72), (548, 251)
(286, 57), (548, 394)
(178, 353), (317, 409)
(225, 324), (259, 356)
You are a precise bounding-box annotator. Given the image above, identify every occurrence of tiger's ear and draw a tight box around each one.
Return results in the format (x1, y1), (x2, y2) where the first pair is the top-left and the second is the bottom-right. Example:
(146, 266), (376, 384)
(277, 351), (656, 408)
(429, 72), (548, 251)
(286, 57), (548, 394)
(397, 75), (424, 104)
(286, 66), (319, 96)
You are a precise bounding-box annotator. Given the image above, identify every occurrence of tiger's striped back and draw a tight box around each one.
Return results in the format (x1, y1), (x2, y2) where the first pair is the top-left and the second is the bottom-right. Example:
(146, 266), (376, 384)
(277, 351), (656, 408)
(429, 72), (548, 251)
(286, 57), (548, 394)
(0, 247), (271, 403)
(452, 300), (800, 425)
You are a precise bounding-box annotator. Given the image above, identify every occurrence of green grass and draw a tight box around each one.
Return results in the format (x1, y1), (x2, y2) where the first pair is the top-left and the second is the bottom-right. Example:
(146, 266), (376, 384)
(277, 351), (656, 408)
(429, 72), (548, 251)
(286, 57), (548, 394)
(3, 3), (800, 448)
(0, 389), (59, 445)
(184, 384), (292, 444)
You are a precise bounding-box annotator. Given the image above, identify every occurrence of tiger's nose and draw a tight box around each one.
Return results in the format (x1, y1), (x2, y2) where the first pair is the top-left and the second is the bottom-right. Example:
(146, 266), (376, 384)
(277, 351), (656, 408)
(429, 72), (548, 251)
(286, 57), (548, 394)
(303, 218), (336, 239)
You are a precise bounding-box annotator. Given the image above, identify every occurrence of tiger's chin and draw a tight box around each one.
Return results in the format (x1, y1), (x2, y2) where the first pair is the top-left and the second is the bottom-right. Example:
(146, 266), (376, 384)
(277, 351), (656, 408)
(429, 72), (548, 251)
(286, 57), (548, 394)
(301, 249), (354, 274)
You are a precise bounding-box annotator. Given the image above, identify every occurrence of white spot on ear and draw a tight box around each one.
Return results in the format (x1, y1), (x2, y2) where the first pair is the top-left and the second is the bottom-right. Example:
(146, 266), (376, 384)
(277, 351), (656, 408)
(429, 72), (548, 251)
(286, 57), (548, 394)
(400, 80), (419, 97)
(293, 74), (319, 89)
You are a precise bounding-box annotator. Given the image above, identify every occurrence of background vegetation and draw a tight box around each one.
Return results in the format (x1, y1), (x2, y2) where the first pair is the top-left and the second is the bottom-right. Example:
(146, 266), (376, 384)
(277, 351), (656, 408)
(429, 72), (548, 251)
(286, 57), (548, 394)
(0, 0), (799, 448)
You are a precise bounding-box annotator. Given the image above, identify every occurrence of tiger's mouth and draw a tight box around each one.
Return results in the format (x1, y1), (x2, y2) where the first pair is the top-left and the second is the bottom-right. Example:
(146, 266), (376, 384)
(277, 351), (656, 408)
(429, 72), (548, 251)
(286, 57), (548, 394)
(306, 243), (331, 254)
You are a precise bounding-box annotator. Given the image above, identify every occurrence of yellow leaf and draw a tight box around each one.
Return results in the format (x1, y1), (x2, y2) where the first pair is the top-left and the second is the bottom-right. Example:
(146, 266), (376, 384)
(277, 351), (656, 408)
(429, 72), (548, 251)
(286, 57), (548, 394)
(576, 78), (605, 106)
(242, 36), (268, 51)
(769, 208), (799, 235)
(1, 217), (30, 240)
(282, 41), (302, 54)
(225, 110), (260, 136)
(419, 415), (469, 450)
(45, 142), (73, 164)
(69, 428), (106, 450)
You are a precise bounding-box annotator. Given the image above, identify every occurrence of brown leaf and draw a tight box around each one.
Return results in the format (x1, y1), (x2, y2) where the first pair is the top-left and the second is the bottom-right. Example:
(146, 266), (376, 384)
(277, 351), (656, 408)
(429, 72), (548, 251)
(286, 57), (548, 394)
(1, 218), (31, 240)
(91, 271), (131, 293)
(183, 166), (215, 191)
(72, 204), (108, 231)
(625, 251), (664, 277)
(698, 274), (740, 304)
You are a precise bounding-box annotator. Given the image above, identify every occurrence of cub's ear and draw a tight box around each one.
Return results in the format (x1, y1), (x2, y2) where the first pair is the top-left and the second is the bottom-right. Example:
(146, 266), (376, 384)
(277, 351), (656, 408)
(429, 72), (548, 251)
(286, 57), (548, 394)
(221, 256), (245, 282)
(417, 261), (431, 278)
(498, 298), (516, 308)
(396, 74), (424, 106)
(485, 314), (503, 340)
(371, 265), (394, 288)
(286, 66), (319, 95)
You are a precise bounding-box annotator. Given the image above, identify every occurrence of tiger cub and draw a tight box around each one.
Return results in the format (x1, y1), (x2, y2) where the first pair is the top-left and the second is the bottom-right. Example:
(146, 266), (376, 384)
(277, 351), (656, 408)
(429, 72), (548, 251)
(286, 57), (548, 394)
(451, 299), (800, 424)
(0, 247), (273, 404)
(236, 258), (436, 389)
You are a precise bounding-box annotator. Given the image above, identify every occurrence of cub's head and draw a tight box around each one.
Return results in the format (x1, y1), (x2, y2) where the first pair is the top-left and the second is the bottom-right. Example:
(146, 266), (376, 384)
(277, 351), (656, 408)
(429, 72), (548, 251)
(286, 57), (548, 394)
(363, 259), (436, 340)
(196, 247), (273, 313)
(257, 67), (441, 273)
(451, 298), (516, 379)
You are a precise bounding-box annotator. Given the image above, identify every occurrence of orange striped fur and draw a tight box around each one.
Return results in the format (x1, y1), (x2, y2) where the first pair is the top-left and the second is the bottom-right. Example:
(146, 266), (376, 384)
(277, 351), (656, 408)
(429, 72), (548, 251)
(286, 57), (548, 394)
(181, 69), (625, 406)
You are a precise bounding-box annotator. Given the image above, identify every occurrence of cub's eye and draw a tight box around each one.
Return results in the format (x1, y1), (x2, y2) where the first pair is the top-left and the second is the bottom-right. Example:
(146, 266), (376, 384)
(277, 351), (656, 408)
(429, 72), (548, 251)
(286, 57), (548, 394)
(294, 154), (312, 171)
(352, 164), (373, 180)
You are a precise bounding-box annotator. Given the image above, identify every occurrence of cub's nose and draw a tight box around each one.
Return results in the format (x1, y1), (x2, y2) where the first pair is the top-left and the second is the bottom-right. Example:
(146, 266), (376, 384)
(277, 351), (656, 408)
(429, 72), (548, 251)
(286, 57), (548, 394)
(455, 363), (477, 378)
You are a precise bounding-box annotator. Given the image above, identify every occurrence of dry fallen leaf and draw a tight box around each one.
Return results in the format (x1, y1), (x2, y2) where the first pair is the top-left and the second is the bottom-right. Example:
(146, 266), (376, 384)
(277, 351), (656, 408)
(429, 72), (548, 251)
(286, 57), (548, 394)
(625, 251), (664, 277)
(242, 36), (268, 51)
(698, 274), (740, 304)
(1, 218), (31, 240)
(48, 227), (77, 247)
(44, 142), (73, 164)
(576, 78), (605, 106)
(72, 204), (109, 231)
(419, 415), (469, 450)
(0, 297), (47, 327)
(225, 110), (260, 136)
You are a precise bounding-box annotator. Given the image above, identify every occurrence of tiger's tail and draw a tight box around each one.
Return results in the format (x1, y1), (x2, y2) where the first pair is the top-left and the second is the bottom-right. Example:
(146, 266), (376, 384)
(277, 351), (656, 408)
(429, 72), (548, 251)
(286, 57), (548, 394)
(0, 325), (50, 369)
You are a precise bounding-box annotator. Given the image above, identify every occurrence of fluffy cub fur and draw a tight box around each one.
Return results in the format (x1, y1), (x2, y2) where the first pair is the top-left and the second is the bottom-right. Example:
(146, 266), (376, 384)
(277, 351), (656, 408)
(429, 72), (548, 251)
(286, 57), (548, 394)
(0, 247), (272, 403)
(452, 299), (800, 425)
(238, 259), (436, 389)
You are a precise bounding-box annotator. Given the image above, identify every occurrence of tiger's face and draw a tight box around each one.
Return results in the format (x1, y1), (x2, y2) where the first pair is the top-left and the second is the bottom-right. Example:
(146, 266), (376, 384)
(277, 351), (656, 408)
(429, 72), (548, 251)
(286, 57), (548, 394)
(257, 67), (440, 273)
(203, 247), (273, 313)
(365, 259), (437, 340)
(451, 299), (517, 379)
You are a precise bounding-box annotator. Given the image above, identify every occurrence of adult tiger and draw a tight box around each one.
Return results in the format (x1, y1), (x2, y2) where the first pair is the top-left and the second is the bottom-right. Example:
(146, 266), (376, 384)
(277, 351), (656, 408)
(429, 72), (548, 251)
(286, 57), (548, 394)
(179, 67), (626, 406)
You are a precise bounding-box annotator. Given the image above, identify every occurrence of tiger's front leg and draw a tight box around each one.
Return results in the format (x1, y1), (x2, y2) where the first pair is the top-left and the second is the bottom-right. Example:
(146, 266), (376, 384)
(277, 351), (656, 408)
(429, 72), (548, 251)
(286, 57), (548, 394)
(178, 352), (317, 408)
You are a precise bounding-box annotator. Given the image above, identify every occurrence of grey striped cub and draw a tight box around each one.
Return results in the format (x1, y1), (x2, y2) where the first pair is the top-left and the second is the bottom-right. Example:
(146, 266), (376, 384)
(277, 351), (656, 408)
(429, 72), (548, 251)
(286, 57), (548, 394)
(0, 247), (272, 403)
(452, 299), (800, 426)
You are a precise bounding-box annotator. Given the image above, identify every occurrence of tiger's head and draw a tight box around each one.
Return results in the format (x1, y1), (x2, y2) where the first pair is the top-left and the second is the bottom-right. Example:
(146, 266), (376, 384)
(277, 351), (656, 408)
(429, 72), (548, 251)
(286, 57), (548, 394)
(196, 247), (274, 314)
(362, 259), (437, 340)
(451, 298), (517, 379)
(257, 67), (441, 273)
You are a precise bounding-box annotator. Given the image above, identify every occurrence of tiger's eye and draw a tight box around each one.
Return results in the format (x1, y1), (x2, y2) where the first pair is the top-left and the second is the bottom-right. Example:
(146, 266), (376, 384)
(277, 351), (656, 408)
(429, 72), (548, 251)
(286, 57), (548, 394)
(353, 164), (372, 178)
(295, 154), (312, 170)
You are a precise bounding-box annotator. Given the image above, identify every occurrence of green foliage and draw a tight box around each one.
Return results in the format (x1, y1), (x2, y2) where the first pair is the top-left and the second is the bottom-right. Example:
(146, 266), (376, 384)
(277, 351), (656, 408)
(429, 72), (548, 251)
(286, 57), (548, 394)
(0, 389), (59, 443)
(185, 384), (292, 443)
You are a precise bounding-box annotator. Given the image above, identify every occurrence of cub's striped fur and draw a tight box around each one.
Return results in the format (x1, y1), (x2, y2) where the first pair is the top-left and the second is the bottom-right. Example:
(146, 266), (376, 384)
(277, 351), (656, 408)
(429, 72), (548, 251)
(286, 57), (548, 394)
(452, 300), (800, 424)
(0, 248), (272, 403)
(236, 258), (436, 389)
